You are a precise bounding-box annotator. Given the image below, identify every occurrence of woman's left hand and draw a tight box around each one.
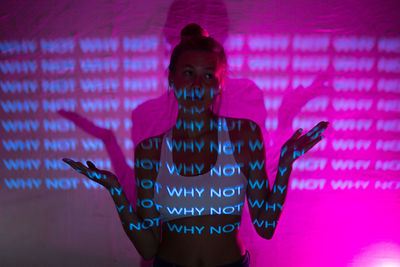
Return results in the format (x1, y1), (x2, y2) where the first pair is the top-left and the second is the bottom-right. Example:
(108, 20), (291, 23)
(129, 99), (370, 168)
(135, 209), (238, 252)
(279, 121), (329, 166)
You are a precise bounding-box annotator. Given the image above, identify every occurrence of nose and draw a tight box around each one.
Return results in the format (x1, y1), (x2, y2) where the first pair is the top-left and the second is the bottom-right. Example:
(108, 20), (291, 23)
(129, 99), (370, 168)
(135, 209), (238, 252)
(192, 74), (202, 89)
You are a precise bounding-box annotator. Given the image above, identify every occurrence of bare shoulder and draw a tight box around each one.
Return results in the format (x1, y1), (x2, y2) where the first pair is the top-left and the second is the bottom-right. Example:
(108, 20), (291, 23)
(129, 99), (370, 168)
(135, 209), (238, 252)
(134, 132), (166, 182)
(223, 117), (265, 157)
(222, 117), (264, 179)
(223, 116), (262, 137)
(134, 133), (165, 160)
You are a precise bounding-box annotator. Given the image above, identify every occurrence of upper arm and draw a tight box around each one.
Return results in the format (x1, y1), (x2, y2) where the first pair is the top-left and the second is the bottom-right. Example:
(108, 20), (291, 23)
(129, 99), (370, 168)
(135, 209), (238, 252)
(244, 120), (271, 225)
(134, 136), (162, 241)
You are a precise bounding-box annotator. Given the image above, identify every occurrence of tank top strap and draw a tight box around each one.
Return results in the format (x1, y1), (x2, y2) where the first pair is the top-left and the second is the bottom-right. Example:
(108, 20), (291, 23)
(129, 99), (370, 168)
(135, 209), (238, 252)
(163, 128), (174, 167)
(214, 117), (238, 167)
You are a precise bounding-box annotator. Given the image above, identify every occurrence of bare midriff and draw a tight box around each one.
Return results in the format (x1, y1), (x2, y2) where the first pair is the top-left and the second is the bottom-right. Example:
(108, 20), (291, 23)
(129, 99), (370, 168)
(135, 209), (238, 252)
(157, 214), (245, 266)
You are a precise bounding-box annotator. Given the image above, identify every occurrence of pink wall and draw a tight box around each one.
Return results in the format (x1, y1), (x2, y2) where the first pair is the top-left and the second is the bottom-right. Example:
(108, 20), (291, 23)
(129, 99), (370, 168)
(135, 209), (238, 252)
(0, 0), (399, 266)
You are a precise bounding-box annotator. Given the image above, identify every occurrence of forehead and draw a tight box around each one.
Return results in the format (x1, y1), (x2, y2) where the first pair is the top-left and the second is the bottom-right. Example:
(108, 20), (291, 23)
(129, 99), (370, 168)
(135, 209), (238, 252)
(176, 50), (219, 70)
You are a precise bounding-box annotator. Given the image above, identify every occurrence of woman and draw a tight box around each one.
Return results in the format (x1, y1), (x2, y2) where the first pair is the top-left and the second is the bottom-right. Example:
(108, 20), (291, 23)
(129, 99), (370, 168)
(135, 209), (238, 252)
(63, 24), (328, 267)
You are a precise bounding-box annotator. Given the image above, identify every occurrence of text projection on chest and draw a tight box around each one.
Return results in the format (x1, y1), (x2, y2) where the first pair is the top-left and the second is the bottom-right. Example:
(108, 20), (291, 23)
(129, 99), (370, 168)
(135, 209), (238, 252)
(165, 162), (244, 176)
(165, 222), (242, 235)
(156, 184), (245, 216)
(166, 139), (244, 154)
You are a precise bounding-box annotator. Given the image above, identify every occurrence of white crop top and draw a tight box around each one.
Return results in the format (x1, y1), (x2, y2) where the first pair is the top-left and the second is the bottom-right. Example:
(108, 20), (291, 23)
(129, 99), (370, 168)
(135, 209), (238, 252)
(153, 118), (248, 222)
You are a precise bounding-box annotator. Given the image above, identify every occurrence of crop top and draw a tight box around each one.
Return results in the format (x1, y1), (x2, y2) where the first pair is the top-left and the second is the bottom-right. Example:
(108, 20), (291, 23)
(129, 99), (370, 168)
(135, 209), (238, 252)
(153, 118), (248, 222)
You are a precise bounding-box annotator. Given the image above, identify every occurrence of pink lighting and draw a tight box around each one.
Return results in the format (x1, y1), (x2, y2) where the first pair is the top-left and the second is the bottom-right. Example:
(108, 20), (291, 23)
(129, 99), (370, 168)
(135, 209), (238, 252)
(350, 242), (400, 267)
(0, 0), (399, 266)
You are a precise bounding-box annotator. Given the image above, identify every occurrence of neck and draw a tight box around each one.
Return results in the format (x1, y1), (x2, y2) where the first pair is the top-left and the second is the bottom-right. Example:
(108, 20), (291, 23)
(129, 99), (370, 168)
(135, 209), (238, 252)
(174, 105), (218, 139)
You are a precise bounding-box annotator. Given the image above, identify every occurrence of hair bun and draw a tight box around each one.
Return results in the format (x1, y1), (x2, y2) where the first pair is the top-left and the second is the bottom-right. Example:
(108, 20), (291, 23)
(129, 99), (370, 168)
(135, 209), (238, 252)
(180, 23), (209, 40)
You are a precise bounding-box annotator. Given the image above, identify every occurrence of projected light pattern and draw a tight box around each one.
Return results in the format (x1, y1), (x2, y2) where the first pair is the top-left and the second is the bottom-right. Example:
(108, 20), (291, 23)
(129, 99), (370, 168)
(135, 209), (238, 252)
(1, 35), (399, 191)
(1, 1), (400, 265)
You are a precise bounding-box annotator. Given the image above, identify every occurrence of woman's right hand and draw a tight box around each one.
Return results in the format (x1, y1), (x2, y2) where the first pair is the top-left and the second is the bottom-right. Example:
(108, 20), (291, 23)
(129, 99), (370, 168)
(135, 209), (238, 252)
(62, 158), (120, 190)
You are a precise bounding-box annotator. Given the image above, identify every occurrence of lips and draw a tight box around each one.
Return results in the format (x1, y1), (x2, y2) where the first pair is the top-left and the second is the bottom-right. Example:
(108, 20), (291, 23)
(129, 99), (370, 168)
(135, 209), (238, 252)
(175, 88), (207, 101)
(187, 91), (203, 101)
(191, 94), (203, 100)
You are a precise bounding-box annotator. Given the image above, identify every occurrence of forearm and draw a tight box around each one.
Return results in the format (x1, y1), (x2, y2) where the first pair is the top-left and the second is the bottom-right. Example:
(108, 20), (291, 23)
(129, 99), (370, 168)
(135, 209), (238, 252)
(250, 122), (327, 239)
(103, 133), (132, 184)
(108, 183), (159, 259)
(254, 160), (292, 239)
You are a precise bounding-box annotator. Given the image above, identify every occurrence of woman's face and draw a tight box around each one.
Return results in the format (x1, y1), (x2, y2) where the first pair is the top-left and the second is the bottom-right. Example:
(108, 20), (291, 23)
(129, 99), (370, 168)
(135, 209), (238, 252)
(170, 50), (221, 111)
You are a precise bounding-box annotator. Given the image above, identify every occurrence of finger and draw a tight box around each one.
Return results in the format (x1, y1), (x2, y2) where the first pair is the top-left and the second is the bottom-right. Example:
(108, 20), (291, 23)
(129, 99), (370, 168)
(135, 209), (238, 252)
(83, 161), (109, 180)
(87, 161), (96, 169)
(62, 158), (78, 167)
(303, 135), (324, 154)
(282, 128), (303, 150)
(62, 159), (106, 183)
(316, 121), (329, 129)
(317, 121), (329, 132)
(290, 128), (303, 140)
(306, 125), (319, 137)
(281, 145), (288, 157)
(306, 122), (327, 140)
(63, 159), (89, 174)
(73, 161), (89, 170)
(62, 158), (73, 163)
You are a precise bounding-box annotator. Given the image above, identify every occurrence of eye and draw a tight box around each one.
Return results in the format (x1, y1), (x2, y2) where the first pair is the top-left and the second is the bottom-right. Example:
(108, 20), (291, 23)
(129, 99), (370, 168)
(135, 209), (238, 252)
(205, 73), (215, 80)
(183, 70), (193, 76)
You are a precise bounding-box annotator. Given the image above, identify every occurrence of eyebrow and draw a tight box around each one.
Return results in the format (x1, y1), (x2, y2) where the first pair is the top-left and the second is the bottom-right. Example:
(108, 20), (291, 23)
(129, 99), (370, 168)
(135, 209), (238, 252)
(184, 64), (216, 71)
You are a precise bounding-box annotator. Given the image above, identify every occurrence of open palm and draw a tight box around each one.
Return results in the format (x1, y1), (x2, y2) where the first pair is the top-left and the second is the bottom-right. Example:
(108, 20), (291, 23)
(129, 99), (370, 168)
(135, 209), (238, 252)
(279, 121), (329, 166)
(62, 158), (120, 190)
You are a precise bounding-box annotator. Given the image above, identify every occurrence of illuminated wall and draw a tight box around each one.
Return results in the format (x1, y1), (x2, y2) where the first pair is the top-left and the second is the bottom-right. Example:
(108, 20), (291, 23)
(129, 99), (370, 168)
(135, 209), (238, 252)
(0, 0), (399, 266)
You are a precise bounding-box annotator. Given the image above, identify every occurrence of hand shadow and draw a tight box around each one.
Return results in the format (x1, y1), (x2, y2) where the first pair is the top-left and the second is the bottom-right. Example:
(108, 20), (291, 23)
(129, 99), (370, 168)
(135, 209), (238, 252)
(267, 74), (334, 179)
(57, 109), (136, 205)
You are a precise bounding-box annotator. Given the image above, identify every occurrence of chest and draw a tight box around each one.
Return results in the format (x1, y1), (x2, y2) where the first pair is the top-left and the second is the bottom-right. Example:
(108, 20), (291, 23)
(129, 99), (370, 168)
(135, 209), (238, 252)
(171, 128), (250, 178)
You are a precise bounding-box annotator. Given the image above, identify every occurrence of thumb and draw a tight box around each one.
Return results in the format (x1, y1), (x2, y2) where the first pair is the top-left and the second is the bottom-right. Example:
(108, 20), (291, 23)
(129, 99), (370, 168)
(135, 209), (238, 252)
(87, 161), (97, 169)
